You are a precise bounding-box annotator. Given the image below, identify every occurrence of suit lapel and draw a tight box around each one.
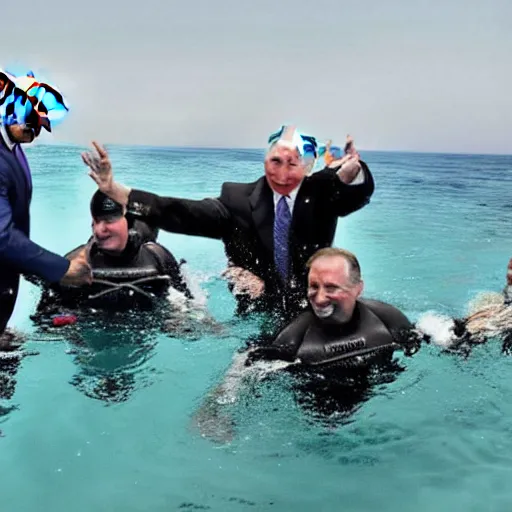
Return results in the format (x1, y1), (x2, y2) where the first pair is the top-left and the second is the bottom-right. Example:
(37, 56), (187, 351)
(0, 136), (32, 202)
(249, 177), (275, 255)
(14, 145), (32, 198)
(290, 178), (312, 233)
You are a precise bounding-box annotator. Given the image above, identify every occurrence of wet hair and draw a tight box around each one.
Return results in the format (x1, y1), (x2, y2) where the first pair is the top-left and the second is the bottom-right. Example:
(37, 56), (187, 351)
(306, 247), (362, 285)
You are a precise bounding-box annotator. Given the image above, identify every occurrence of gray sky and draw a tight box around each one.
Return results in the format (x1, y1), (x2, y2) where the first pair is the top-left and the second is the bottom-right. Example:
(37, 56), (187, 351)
(2, 0), (511, 153)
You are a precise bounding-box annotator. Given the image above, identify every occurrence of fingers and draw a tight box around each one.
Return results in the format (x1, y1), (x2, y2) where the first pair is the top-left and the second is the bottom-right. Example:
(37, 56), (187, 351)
(328, 153), (352, 168)
(87, 170), (100, 185)
(343, 155), (360, 167)
(92, 141), (108, 159)
(81, 152), (93, 168)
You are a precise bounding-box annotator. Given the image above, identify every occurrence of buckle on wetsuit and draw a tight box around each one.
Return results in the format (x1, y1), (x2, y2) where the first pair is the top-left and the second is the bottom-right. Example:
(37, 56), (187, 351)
(87, 275), (171, 300)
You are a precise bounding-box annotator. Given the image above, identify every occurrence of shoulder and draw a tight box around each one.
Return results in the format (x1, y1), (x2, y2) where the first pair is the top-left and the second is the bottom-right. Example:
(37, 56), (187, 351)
(221, 178), (262, 201)
(143, 241), (178, 264)
(273, 311), (314, 347)
(360, 298), (412, 331)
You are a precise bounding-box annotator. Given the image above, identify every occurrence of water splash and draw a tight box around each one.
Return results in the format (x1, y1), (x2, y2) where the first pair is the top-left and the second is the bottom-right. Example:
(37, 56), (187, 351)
(416, 311), (457, 348)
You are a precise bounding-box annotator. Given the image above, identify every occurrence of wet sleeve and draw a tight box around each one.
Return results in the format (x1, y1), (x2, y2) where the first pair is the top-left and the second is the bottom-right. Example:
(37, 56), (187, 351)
(311, 160), (375, 217)
(0, 161), (69, 283)
(127, 189), (231, 240)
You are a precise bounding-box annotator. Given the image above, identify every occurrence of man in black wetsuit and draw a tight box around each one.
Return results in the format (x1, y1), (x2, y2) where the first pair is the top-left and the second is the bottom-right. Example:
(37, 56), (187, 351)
(33, 190), (192, 321)
(248, 247), (420, 368)
(194, 247), (421, 441)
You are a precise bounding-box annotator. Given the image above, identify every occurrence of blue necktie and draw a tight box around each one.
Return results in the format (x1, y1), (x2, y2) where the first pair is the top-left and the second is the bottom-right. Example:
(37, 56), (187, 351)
(274, 195), (291, 281)
(13, 144), (32, 190)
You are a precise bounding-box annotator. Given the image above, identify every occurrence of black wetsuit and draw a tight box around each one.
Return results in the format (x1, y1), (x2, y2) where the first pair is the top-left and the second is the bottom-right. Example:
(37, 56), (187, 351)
(33, 228), (192, 319)
(244, 298), (420, 419)
(249, 298), (419, 369)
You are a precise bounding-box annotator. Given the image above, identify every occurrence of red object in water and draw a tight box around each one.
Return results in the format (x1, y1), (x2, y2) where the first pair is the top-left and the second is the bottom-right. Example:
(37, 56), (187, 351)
(52, 315), (77, 327)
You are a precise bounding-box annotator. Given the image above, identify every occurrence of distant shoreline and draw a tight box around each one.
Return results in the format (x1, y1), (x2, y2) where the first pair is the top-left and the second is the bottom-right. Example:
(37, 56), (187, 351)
(27, 142), (512, 158)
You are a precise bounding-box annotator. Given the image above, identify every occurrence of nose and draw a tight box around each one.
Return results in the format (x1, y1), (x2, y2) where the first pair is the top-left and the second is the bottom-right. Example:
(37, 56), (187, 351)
(310, 287), (329, 306)
(273, 166), (289, 182)
(94, 220), (109, 236)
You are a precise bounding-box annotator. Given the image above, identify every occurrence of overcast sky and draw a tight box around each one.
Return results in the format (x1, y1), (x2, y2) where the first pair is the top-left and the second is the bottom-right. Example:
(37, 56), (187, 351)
(2, 0), (511, 153)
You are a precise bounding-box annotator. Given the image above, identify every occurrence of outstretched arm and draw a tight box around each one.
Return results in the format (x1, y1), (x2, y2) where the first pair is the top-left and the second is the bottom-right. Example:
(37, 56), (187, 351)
(82, 141), (232, 239)
(0, 166), (70, 282)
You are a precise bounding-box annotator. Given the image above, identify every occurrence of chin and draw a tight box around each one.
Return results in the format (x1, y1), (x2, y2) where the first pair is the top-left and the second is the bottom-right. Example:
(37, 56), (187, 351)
(272, 184), (294, 196)
(22, 130), (36, 143)
(98, 241), (116, 252)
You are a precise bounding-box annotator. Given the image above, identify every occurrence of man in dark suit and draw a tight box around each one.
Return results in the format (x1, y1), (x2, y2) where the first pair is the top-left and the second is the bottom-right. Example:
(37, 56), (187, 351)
(0, 69), (92, 339)
(81, 125), (374, 318)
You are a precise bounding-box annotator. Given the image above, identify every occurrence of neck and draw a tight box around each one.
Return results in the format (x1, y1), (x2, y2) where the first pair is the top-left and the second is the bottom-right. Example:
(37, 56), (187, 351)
(313, 303), (359, 330)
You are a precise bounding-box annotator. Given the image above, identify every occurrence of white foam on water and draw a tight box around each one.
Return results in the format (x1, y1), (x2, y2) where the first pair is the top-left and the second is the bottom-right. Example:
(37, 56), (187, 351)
(214, 349), (298, 405)
(416, 311), (457, 348)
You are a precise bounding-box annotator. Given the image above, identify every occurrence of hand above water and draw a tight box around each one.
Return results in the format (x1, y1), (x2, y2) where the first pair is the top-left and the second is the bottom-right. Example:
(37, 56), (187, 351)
(328, 134), (363, 184)
(81, 141), (131, 206)
(60, 247), (92, 287)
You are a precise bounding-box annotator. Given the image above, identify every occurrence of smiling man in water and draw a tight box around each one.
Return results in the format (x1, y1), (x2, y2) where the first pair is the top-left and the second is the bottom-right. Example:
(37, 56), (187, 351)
(247, 247), (419, 367)
(194, 247), (421, 442)
(32, 190), (192, 319)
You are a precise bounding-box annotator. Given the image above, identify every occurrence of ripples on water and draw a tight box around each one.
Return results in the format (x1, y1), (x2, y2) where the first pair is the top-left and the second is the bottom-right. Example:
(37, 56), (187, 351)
(1, 147), (512, 510)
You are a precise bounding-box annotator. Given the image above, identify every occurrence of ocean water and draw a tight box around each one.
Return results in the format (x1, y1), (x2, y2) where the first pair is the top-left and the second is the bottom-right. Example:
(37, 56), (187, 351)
(2, 145), (512, 511)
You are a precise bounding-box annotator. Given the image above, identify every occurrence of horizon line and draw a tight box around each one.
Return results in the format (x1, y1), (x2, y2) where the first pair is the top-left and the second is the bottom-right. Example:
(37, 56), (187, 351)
(32, 140), (512, 158)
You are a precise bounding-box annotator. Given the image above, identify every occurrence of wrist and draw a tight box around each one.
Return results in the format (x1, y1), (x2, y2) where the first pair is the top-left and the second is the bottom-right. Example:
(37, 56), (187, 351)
(110, 182), (131, 206)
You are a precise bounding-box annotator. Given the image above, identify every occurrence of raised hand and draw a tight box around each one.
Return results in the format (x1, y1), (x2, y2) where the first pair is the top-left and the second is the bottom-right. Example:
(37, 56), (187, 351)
(81, 141), (114, 194)
(81, 141), (131, 206)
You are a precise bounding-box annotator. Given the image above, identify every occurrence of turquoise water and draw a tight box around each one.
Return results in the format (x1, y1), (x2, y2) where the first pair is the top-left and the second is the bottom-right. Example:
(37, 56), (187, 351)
(2, 145), (512, 511)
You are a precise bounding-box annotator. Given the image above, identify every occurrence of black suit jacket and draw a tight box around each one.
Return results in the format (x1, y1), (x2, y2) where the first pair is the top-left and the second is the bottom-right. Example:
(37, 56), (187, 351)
(128, 162), (374, 315)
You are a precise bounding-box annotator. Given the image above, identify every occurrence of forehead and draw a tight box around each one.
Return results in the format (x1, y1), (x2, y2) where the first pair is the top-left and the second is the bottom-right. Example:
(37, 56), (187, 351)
(267, 143), (300, 160)
(308, 256), (350, 282)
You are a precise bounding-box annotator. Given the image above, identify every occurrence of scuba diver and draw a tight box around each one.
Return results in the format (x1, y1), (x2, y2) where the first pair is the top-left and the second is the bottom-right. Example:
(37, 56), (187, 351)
(30, 191), (218, 404)
(193, 247), (422, 442)
(245, 247), (420, 368)
(32, 190), (193, 325)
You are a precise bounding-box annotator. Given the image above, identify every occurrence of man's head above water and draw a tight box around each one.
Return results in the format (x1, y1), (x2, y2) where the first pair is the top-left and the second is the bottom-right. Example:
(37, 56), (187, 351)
(306, 247), (364, 324)
(264, 125), (317, 196)
(90, 190), (129, 254)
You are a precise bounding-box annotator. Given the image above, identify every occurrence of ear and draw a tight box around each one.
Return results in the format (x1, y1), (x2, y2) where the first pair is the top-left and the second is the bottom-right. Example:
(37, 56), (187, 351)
(356, 280), (364, 298)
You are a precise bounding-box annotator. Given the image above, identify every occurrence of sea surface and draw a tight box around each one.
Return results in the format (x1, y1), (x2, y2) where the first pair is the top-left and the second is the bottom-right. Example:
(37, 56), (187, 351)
(2, 145), (512, 511)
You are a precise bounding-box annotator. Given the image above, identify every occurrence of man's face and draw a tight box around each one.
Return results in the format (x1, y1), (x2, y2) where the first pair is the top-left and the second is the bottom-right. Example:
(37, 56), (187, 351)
(6, 123), (37, 143)
(307, 256), (363, 324)
(92, 215), (129, 254)
(264, 144), (307, 196)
